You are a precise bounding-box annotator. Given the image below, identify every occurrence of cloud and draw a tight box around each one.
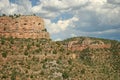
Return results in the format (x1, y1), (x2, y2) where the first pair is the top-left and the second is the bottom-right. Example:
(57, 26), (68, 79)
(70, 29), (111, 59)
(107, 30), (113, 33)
(44, 17), (79, 34)
(0, 0), (120, 40)
(39, 0), (89, 10)
(0, 0), (9, 8)
(54, 38), (62, 41)
(107, 0), (120, 5)
(71, 33), (77, 37)
(0, 0), (33, 15)
(15, 0), (32, 14)
(31, 0), (89, 18)
(0, 0), (14, 14)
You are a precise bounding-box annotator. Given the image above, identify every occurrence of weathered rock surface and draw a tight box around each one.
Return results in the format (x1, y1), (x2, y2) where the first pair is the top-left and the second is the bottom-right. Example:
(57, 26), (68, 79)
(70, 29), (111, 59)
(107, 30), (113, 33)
(67, 38), (111, 51)
(0, 16), (50, 39)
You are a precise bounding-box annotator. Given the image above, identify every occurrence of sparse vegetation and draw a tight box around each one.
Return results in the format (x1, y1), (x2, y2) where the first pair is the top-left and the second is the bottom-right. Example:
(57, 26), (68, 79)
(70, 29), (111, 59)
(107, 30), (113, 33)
(53, 49), (57, 54)
(62, 71), (69, 79)
(11, 69), (17, 80)
(2, 14), (6, 16)
(1, 37), (5, 45)
(2, 51), (7, 58)
(42, 28), (47, 32)
(24, 50), (28, 56)
(9, 37), (14, 44)
(0, 37), (120, 80)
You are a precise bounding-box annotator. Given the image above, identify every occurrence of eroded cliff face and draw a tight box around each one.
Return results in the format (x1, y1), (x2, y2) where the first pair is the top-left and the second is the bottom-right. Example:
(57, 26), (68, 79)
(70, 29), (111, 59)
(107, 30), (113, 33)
(67, 38), (111, 51)
(0, 16), (50, 39)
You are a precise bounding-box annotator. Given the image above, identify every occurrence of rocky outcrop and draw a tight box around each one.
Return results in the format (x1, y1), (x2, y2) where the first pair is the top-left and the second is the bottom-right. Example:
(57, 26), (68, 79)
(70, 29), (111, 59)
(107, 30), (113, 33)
(0, 16), (50, 39)
(67, 38), (111, 51)
(67, 41), (87, 51)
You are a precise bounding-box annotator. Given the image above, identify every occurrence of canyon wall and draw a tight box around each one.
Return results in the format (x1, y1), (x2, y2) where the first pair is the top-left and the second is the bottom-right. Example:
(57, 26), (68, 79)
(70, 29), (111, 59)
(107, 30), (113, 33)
(0, 15), (50, 39)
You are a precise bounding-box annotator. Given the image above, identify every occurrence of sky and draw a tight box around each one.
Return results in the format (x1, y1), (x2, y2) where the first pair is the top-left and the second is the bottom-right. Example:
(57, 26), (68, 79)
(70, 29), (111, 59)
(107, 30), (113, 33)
(0, 0), (120, 41)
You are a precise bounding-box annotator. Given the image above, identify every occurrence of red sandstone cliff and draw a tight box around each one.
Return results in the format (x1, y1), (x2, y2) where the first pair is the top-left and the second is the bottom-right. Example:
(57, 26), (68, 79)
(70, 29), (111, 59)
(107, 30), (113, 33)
(67, 38), (111, 51)
(0, 15), (50, 39)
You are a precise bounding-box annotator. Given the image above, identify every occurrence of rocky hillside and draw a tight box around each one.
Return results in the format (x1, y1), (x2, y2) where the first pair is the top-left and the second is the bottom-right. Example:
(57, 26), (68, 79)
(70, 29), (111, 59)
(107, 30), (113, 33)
(0, 15), (50, 39)
(0, 37), (120, 80)
(63, 37), (115, 51)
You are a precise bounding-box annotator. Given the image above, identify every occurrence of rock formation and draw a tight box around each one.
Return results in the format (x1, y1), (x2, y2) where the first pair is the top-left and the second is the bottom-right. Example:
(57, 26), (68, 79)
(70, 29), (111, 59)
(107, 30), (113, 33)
(0, 15), (50, 39)
(67, 38), (111, 51)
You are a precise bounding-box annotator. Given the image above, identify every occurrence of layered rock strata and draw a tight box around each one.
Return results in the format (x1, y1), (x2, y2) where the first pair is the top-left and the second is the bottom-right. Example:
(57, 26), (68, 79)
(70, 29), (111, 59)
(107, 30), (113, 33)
(0, 16), (50, 39)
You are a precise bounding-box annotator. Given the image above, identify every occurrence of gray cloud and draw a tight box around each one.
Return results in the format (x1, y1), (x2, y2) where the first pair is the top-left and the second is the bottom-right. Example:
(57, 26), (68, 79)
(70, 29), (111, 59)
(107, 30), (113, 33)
(15, 0), (32, 14)
(107, 0), (120, 5)
(0, 0), (120, 40)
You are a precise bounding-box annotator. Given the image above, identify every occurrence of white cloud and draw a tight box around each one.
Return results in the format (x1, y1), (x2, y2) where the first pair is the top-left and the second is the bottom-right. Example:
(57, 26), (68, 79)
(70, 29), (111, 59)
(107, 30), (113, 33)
(40, 0), (67, 10)
(0, 0), (9, 7)
(71, 34), (77, 37)
(44, 17), (79, 34)
(96, 28), (120, 34)
(0, 0), (120, 40)
(73, 0), (120, 30)
(1, 0), (119, 26)
(0, 0), (18, 15)
(107, 0), (120, 4)
(98, 7), (120, 26)
(54, 38), (62, 41)
(0, 0), (33, 15)
(32, 5), (42, 13)
(31, 0), (89, 18)
(14, 0), (32, 14)
(39, 0), (89, 10)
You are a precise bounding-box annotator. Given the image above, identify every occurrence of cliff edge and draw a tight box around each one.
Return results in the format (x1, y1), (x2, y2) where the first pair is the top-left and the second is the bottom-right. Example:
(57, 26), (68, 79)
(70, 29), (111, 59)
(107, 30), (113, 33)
(0, 15), (50, 39)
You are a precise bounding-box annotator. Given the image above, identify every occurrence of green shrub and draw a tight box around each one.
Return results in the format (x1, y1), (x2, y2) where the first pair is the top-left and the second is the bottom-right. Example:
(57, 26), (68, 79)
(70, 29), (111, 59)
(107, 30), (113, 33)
(35, 48), (42, 53)
(56, 59), (62, 64)
(111, 53), (120, 72)
(68, 59), (72, 65)
(30, 75), (33, 78)
(2, 75), (7, 79)
(2, 51), (7, 58)
(81, 69), (85, 74)
(11, 70), (17, 80)
(2, 14), (6, 16)
(10, 37), (14, 44)
(27, 44), (31, 50)
(62, 72), (69, 79)
(41, 58), (48, 63)
(53, 50), (57, 54)
(9, 15), (14, 18)
(42, 29), (47, 32)
(42, 64), (47, 69)
(36, 43), (40, 47)
(79, 48), (93, 66)
(40, 71), (44, 75)
(59, 47), (64, 52)
(24, 50), (28, 56)
(1, 37), (5, 45)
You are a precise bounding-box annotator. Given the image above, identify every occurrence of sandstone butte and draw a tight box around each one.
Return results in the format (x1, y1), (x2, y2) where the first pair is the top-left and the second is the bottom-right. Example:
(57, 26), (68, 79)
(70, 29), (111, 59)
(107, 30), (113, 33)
(0, 15), (50, 39)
